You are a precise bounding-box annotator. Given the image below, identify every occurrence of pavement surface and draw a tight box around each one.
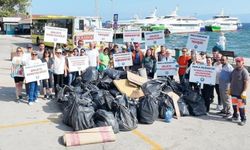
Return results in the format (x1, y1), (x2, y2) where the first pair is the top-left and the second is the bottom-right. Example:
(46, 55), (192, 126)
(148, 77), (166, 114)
(0, 35), (250, 150)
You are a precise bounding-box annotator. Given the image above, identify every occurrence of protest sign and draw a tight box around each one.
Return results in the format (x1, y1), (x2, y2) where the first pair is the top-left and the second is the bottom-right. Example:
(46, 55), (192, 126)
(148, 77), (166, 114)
(156, 61), (178, 76)
(44, 26), (68, 44)
(189, 64), (216, 85)
(67, 56), (89, 72)
(113, 52), (133, 68)
(24, 63), (49, 83)
(74, 32), (95, 45)
(186, 33), (209, 52)
(94, 28), (113, 42)
(144, 30), (165, 46)
(123, 29), (142, 43)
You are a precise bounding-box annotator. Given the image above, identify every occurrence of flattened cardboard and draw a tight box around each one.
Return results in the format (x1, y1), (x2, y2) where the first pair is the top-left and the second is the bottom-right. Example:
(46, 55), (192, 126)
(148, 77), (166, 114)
(127, 71), (148, 86)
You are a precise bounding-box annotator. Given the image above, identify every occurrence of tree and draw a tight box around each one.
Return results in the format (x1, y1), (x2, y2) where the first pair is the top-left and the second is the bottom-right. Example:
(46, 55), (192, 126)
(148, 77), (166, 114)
(0, 0), (30, 17)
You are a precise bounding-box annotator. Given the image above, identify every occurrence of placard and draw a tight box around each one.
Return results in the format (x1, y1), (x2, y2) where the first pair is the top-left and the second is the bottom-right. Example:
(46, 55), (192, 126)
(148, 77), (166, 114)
(67, 56), (89, 72)
(156, 61), (178, 76)
(186, 33), (209, 52)
(24, 63), (49, 83)
(123, 29), (142, 43)
(74, 32), (95, 45)
(113, 52), (133, 68)
(44, 26), (68, 44)
(94, 28), (113, 42)
(144, 30), (165, 46)
(189, 64), (216, 85)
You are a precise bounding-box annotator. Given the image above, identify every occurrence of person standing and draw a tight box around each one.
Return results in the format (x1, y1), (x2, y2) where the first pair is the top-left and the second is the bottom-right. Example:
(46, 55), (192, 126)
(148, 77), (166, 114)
(41, 50), (54, 100)
(23, 44), (33, 99)
(11, 47), (25, 102)
(219, 56), (234, 118)
(229, 57), (249, 126)
(178, 48), (191, 83)
(37, 42), (46, 59)
(76, 40), (84, 55)
(214, 53), (223, 111)
(217, 32), (226, 51)
(131, 43), (144, 71)
(26, 51), (42, 105)
(142, 49), (156, 78)
(85, 42), (99, 68)
(201, 56), (215, 112)
(98, 47), (110, 71)
(52, 48), (67, 99)
(157, 45), (167, 61)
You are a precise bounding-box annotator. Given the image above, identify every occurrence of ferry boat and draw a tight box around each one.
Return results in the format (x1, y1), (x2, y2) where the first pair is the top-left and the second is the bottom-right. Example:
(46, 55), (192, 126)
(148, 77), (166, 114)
(205, 9), (242, 32)
(149, 7), (204, 34)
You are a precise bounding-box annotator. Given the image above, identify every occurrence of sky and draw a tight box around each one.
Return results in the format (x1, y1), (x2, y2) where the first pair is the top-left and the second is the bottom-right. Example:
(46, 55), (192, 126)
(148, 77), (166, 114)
(31, 0), (250, 22)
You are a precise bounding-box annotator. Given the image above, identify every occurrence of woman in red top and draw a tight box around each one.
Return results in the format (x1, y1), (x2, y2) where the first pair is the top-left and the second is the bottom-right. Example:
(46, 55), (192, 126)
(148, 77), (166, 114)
(178, 48), (191, 83)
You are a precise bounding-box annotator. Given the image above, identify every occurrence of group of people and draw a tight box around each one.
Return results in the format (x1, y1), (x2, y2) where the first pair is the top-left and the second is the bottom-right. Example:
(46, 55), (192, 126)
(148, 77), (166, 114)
(11, 40), (249, 126)
(177, 47), (249, 126)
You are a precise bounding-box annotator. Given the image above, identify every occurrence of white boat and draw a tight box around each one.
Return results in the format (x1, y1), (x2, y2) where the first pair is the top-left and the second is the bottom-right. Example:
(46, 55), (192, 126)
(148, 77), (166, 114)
(205, 9), (242, 32)
(150, 7), (204, 34)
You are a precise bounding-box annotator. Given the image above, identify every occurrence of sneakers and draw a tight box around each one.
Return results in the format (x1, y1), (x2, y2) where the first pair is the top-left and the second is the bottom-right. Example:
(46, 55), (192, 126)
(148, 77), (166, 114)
(44, 95), (48, 100)
(28, 102), (34, 105)
(238, 120), (246, 126)
(216, 105), (223, 111)
(223, 113), (232, 119)
(34, 99), (38, 103)
(231, 117), (240, 123)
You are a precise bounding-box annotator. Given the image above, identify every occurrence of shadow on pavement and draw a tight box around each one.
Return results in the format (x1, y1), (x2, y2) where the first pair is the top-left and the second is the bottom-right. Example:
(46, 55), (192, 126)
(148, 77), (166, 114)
(0, 86), (17, 102)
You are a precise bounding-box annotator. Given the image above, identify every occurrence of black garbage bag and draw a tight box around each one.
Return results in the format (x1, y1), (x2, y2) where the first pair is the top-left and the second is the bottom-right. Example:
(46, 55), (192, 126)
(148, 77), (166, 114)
(138, 95), (159, 124)
(81, 67), (99, 83)
(157, 94), (175, 119)
(104, 68), (127, 80)
(183, 89), (199, 103)
(177, 96), (190, 116)
(115, 95), (138, 119)
(113, 104), (137, 131)
(62, 95), (95, 131)
(166, 80), (182, 96)
(184, 93), (206, 116)
(127, 99), (138, 119)
(97, 75), (114, 90)
(94, 109), (119, 134)
(141, 79), (165, 97)
(90, 90), (114, 111)
(109, 88), (121, 98)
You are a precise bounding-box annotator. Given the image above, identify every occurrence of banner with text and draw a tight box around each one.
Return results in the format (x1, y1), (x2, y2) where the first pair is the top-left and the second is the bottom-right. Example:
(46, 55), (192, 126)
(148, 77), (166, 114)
(123, 29), (142, 43)
(67, 56), (89, 72)
(94, 28), (113, 42)
(113, 52), (133, 68)
(24, 63), (49, 83)
(156, 61), (178, 76)
(74, 32), (95, 45)
(186, 33), (209, 52)
(189, 64), (216, 85)
(145, 30), (165, 46)
(44, 26), (68, 44)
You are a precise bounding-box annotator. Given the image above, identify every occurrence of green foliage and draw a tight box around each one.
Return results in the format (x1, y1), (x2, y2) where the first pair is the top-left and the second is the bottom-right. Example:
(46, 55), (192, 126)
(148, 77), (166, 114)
(0, 0), (29, 17)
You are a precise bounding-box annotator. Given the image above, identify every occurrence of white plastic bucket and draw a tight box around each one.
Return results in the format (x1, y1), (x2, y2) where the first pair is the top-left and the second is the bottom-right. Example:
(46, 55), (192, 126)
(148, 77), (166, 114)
(138, 68), (147, 79)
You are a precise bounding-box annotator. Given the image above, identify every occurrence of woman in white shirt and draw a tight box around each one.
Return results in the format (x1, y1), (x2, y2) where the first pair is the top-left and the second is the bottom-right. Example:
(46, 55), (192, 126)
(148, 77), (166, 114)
(53, 48), (67, 99)
(11, 47), (25, 102)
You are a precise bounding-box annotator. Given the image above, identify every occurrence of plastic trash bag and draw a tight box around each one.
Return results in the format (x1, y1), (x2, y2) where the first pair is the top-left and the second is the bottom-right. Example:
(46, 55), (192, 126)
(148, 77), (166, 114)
(157, 94), (174, 119)
(184, 93), (206, 116)
(94, 109), (119, 134)
(90, 90), (114, 111)
(81, 67), (99, 83)
(141, 79), (165, 97)
(177, 96), (190, 116)
(113, 104), (137, 131)
(109, 88), (121, 98)
(138, 95), (159, 124)
(104, 69), (127, 80)
(97, 75), (113, 90)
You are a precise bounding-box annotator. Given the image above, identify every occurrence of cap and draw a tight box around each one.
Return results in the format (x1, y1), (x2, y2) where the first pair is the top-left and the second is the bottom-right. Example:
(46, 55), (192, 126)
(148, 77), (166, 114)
(235, 57), (244, 62)
(27, 44), (33, 48)
(56, 49), (62, 53)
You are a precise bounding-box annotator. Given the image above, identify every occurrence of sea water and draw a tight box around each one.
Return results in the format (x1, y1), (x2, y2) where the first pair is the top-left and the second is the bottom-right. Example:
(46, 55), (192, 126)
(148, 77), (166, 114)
(115, 23), (250, 58)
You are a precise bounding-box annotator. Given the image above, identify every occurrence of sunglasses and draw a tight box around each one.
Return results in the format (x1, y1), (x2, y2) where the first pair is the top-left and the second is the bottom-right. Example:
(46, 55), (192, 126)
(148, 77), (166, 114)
(17, 50), (22, 52)
(56, 52), (62, 54)
(32, 53), (37, 56)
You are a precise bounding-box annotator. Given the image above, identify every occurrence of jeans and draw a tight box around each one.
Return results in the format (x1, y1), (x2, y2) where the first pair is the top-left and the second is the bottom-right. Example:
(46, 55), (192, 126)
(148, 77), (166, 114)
(67, 72), (77, 86)
(28, 81), (38, 102)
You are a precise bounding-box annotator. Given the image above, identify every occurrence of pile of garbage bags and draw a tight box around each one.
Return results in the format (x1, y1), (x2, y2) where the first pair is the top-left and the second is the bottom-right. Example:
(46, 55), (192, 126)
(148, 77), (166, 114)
(57, 67), (206, 132)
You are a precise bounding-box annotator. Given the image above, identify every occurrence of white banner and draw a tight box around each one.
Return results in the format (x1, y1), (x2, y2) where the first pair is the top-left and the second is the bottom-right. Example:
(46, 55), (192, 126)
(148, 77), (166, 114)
(186, 33), (209, 52)
(145, 30), (165, 46)
(156, 61), (178, 76)
(123, 29), (142, 43)
(44, 26), (68, 44)
(189, 64), (216, 85)
(113, 52), (133, 68)
(24, 63), (49, 83)
(67, 56), (89, 72)
(94, 28), (113, 42)
(74, 32), (95, 45)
